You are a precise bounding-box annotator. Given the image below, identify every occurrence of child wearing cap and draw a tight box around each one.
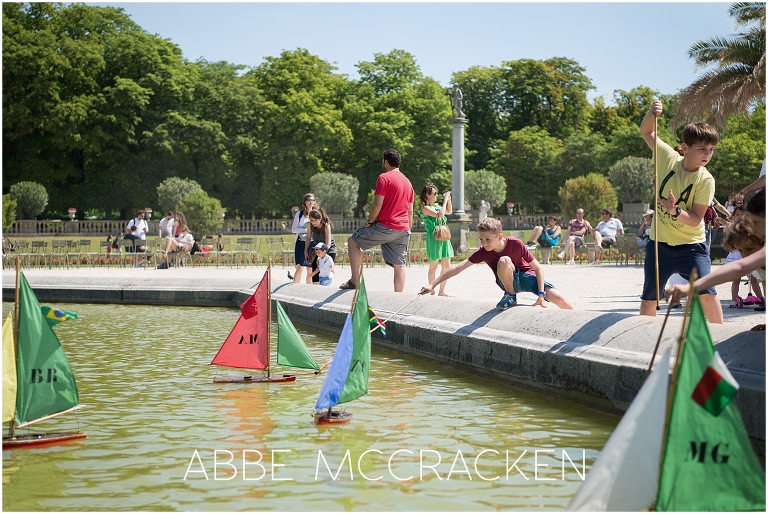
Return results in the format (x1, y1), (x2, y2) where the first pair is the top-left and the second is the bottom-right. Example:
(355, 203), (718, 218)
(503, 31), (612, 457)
(311, 242), (335, 286)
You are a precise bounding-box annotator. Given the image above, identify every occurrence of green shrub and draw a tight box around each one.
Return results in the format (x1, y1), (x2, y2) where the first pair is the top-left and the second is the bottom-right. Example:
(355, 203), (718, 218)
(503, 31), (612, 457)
(177, 191), (222, 238)
(157, 177), (204, 213)
(558, 173), (617, 224)
(9, 181), (48, 219)
(464, 169), (507, 210)
(3, 194), (17, 231)
(608, 156), (655, 204)
(310, 172), (359, 214)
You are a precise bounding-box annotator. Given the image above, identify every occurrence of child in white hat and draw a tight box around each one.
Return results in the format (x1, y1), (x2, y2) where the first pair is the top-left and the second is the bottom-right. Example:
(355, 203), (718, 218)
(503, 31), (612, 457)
(311, 242), (335, 286)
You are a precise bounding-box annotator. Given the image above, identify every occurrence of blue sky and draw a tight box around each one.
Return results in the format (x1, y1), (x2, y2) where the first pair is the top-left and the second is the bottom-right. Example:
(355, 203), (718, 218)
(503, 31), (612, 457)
(97, 2), (735, 103)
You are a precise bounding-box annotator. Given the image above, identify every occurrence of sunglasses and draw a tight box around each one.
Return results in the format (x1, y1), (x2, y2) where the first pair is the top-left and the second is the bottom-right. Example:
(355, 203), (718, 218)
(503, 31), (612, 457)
(306, 198), (316, 202)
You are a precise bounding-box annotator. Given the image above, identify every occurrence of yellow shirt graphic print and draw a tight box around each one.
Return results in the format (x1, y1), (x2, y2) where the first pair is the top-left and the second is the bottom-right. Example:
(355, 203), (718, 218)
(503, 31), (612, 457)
(652, 140), (715, 246)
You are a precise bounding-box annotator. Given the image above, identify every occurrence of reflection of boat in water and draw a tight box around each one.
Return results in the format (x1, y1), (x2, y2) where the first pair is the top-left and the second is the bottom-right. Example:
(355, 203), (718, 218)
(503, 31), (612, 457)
(313, 275), (371, 425)
(3, 263), (86, 449)
(216, 387), (276, 447)
(568, 292), (765, 511)
(211, 266), (320, 383)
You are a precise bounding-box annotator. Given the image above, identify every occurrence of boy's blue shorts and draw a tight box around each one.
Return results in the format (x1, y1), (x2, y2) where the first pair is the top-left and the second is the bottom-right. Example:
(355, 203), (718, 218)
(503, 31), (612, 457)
(641, 241), (716, 300)
(497, 271), (555, 299)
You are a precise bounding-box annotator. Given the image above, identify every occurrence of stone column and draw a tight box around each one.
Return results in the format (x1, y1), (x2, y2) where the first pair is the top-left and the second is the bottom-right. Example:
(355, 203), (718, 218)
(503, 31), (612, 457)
(448, 117), (472, 252)
(451, 117), (468, 215)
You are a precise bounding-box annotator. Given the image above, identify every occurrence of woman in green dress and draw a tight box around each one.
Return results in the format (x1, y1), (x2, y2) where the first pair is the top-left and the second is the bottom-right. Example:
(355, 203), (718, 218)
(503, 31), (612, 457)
(419, 185), (454, 296)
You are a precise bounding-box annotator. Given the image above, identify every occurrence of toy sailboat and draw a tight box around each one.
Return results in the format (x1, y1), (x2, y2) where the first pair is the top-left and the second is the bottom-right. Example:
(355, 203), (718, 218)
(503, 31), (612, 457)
(211, 266), (320, 383)
(568, 289), (765, 511)
(313, 275), (371, 425)
(3, 263), (86, 448)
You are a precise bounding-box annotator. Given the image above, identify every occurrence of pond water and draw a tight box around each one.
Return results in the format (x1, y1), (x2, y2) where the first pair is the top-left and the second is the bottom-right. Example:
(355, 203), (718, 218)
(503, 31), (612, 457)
(2, 302), (617, 511)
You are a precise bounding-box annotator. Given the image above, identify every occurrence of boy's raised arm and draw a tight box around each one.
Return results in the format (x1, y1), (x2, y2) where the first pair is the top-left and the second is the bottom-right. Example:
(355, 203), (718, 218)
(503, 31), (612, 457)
(640, 100), (663, 149)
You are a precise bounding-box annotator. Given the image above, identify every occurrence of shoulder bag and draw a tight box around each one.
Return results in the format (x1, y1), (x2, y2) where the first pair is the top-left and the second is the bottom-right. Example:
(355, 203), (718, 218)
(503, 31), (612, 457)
(432, 216), (451, 241)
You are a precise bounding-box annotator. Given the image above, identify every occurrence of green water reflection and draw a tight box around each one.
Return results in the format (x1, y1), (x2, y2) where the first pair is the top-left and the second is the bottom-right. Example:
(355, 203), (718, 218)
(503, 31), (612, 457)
(2, 302), (617, 511)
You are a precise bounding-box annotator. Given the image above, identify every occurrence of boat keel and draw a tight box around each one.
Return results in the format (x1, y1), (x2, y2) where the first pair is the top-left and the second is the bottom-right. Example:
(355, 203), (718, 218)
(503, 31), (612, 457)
(3, 431), (87, 449)
(213, 375), (297, 384)
(313, 411), (352, 425)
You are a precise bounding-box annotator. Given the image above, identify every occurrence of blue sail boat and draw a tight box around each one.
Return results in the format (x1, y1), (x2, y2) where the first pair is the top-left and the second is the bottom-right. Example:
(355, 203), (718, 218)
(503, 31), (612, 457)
(313, 276), (371, 425)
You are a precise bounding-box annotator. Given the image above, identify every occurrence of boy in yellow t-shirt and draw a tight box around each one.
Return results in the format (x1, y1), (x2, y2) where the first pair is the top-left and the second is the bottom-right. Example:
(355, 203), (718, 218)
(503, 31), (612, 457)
(638, 100), (723, 323)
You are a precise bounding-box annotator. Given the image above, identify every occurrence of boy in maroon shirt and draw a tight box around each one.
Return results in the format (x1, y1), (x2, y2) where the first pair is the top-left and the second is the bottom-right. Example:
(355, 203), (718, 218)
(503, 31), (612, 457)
(419, 218), (574, 310)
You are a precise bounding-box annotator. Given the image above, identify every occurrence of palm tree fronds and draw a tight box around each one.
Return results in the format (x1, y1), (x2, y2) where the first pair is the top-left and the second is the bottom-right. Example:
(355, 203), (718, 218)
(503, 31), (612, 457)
(729, 2), (765, 27)
(674, 1), (766, 130)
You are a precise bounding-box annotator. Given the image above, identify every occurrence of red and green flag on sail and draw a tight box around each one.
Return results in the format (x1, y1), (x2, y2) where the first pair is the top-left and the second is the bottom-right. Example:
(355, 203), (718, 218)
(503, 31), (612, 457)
(691, 351), (739, 417)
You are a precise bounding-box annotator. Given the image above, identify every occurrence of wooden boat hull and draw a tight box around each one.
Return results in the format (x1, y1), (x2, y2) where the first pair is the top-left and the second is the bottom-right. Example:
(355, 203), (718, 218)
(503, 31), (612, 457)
(3, 431), (86, 449)
(313, 411), (352, 425)
(213, 374), (296, 384)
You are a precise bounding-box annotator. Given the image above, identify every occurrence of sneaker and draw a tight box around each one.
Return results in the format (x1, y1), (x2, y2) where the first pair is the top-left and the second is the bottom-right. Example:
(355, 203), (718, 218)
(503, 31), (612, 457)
(567, 259), (576, 265)
(496, 292), (517, 310)
(671, 303), (683, 309)
(557, 251), (565, 260)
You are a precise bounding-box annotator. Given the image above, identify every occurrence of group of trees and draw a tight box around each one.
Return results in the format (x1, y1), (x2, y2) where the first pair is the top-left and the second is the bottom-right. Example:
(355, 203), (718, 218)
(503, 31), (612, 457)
(3, 2), (765, 222)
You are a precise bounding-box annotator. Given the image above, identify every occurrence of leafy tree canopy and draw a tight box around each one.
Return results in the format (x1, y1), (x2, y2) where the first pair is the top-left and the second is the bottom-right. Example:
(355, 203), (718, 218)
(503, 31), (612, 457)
(489, 126), (563, 212)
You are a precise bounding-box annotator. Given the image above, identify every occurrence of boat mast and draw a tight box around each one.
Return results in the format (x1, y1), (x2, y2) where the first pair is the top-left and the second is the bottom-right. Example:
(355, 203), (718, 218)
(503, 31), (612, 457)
(9, 256), (20, 439)
(267, 261), (272, 379)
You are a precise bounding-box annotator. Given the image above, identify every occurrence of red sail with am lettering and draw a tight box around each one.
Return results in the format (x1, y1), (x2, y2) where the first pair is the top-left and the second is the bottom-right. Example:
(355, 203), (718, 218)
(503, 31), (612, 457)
(210, 269), (270, 370)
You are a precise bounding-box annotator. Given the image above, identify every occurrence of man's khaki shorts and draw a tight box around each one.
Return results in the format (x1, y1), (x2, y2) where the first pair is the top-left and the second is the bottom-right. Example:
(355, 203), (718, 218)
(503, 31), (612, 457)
(351, 222), (410, 267)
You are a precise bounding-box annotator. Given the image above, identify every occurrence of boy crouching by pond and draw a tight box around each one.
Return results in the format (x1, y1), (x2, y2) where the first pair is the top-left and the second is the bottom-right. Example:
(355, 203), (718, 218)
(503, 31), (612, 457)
(419, 218), (574, 310)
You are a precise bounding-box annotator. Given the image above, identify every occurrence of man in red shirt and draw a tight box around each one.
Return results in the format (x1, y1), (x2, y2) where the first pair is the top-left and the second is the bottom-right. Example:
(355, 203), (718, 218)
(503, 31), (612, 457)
(339, 149), (414, 292)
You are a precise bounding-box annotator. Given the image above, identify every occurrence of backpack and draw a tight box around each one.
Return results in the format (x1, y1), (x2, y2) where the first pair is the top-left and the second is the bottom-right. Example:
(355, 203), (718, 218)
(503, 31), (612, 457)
(704, 205), (716, 224)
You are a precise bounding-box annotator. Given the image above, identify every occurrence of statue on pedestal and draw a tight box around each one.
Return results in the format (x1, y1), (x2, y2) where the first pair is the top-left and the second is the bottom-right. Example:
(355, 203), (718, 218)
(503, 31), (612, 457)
(451, 83), (465, 119)
(478, 200), (490, 224)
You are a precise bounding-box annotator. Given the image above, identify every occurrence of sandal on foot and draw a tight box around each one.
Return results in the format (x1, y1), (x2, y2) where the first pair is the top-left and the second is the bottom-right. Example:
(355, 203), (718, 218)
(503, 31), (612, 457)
(338, 280), (356, 290)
